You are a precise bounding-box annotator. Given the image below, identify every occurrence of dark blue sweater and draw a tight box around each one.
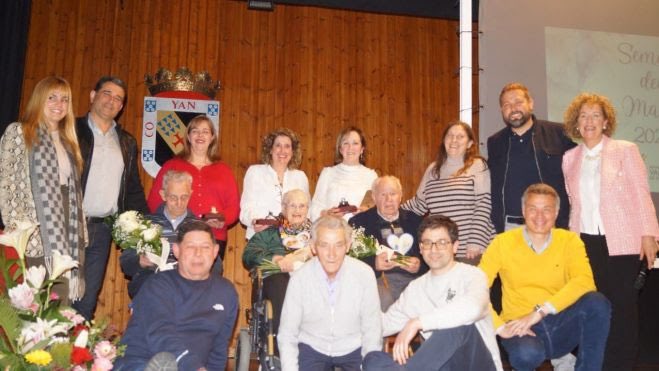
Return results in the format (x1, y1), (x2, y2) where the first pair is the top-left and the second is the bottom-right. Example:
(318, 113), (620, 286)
(116, 269), (238, 370)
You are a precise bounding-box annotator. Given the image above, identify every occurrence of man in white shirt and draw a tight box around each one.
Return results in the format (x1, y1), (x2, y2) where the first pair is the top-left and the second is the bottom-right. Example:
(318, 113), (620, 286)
(278, 215), (382, 370)
(363, 215), (502, 371)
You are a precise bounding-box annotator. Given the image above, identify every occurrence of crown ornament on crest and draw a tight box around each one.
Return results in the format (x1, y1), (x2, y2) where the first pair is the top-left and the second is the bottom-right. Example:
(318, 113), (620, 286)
(145, 67), (220, 99)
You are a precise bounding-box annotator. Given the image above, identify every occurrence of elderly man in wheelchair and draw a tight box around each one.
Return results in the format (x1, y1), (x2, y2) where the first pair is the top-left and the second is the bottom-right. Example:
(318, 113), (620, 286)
(237, 189), (313, 370)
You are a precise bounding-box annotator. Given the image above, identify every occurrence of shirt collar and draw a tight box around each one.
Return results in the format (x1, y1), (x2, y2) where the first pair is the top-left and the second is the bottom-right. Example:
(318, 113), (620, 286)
(87, 114), (117, 136)
(522, 227), (553, 254)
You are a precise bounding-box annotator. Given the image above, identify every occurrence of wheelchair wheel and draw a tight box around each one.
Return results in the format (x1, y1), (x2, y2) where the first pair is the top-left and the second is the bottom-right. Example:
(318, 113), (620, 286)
(234, 328), (251, 371)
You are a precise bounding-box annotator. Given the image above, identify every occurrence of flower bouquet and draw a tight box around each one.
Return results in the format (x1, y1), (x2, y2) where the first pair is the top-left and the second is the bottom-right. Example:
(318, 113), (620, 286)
(111, 211), (163, 257)
(349, 227), (411, 267)
(0, 221), (123, 370)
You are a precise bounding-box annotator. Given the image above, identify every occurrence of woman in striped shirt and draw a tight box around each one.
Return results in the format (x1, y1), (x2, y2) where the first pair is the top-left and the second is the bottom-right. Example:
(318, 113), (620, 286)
(402, 121), (495, 264)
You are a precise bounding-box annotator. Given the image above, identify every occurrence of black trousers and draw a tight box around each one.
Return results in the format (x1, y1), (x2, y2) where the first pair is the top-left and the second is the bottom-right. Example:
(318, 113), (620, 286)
(581, 233), (640, 371)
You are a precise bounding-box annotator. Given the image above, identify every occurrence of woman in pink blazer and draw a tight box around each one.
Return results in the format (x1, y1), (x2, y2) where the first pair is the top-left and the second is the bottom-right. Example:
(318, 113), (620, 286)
(562, 93), (659, 371)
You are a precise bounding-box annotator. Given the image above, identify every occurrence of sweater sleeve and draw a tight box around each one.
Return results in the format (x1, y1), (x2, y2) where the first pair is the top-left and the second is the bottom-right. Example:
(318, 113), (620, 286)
(0, 123), (23, 226)
(401, 164), (433, 216)
(239, 165), (260, 227)
(478, 237), (506, 329)
(545, 233), (596, 312)
(418, 268), (490, 331)
(360, 268), (383, 356)
(310, 167), (332, 221)
(218, 164), (240, 227)
(242, 228), (286, 269)
(466, 160), (495, 250)
(277, 274), (303, 370)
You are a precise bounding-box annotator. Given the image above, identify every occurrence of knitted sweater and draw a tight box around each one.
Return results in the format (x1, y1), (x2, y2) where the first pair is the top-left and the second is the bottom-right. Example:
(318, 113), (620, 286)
(383, 263), (503, 371)
(310, 163), (377, 221)
(478, 227), (596, 329)
(278, 257), (382, 370)
(403, 158), (495, 256)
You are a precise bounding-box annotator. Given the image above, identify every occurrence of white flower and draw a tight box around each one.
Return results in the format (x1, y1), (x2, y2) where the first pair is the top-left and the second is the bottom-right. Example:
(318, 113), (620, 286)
(25, 265), (47, 289)
(116, 211), (141, 233)
(18, 317), (69, 353)
(8, 282), (36, 311)
(74, 329), (89, 348)
(51, 251), (79, 279)
(0, 220), (38, 260)
(141, 225), (160, 242)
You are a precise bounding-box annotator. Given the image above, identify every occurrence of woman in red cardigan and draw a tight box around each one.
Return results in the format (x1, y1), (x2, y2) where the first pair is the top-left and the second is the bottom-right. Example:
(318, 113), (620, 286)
(148, 114), (239, 261)
(562, 93), (659, 371)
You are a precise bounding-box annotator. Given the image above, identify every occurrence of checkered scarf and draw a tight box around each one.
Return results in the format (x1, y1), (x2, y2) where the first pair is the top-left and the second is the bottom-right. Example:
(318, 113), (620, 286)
(29, 126), (86, 300)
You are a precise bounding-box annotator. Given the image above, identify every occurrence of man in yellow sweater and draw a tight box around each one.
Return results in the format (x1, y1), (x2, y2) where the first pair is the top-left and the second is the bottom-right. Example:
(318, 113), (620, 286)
(479, 183), (610, 371)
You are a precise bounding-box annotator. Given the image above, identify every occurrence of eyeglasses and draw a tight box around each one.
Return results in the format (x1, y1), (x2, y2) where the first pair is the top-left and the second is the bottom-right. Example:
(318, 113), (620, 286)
(420, 239), (453, 251)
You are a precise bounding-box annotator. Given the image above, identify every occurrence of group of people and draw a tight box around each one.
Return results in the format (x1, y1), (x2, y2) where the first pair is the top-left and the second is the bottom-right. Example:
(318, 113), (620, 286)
(0, 75), (657, 371)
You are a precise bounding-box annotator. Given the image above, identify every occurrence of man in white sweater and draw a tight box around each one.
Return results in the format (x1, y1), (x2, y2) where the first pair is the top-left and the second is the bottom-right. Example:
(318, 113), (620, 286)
(278, 215), (382, 370)
(363, 215), (503, 371)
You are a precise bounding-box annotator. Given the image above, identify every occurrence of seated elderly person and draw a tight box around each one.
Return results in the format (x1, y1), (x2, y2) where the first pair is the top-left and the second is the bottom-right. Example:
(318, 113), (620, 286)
(278, 215), (382, 371)
(349, 175), (427, 310)
(120, 170), (198, 298)
(116, 220), (238, 370)
(242, 189), (313, 335)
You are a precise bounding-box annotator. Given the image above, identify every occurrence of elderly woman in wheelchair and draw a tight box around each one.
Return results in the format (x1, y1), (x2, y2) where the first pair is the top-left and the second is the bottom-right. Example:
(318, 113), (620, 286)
(242, 189), (313, 340)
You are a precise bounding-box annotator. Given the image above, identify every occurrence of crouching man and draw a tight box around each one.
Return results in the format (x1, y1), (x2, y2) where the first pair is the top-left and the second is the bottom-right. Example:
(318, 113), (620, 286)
(277, 215), (382, 370)
(479, 184), (610, 371)
(363, 215), (503, 370)
(115, 220), (238, 370)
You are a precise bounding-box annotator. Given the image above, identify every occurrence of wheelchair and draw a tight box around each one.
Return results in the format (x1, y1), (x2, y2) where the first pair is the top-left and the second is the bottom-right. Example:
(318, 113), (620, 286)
(234, 269), (281, 371)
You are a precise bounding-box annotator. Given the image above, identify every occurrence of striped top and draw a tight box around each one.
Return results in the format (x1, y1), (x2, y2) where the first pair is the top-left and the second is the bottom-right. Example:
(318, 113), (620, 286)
(402, 157), (495, 257)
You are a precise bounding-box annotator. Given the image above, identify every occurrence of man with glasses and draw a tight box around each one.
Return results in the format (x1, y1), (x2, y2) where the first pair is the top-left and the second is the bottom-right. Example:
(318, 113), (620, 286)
(120, 170), (198, 298)
(363, 215), (503, 370)
(479, 184), (610, 371)
(73, 76), (148, 320)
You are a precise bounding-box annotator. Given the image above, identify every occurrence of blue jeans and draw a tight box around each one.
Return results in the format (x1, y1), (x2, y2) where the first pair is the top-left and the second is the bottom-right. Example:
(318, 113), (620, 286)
(73, 221), (113, 320)
(501, 292), (611, 371)
(363, 325), (497, 371)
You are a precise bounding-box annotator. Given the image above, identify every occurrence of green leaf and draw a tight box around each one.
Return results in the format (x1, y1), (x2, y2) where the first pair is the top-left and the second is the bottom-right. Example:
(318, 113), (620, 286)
(0, 296), (21, 352)
(49, 342), (72, 369)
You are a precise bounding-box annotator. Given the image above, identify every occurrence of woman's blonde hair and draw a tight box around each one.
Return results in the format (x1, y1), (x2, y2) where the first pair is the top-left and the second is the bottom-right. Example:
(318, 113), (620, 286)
(179, 114), (221, 163)
(564, 93), (617, 139)
(21, 76), (83, 171)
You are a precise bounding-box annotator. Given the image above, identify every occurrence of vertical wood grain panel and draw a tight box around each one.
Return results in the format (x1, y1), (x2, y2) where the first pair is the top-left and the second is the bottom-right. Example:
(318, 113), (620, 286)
(20, 0), (477, 345)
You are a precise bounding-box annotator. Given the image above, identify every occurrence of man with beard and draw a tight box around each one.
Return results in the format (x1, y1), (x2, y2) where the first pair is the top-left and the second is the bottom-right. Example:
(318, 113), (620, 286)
(487, 83), (575, 234)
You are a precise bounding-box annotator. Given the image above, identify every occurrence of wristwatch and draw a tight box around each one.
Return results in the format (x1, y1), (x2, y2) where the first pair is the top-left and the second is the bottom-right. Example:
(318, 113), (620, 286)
(533, 304), (546, 318)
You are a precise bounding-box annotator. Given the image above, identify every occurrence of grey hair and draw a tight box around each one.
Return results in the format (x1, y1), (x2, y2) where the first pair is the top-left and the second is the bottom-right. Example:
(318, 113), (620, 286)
(311, 215), (352, 243)
(162, 170), (193, 192)
(521, 183), (560, 211)
(371, 175), (402, 194)
(282, 189), (310, 208)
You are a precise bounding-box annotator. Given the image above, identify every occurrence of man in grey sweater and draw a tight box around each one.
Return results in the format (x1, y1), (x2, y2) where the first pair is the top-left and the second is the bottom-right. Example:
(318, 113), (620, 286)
(363, 215), (503, 371)
(278, 215), (382, 370)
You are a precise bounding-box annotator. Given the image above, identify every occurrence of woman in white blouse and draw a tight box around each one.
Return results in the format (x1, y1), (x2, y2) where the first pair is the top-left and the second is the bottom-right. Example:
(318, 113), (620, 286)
(240, 128), (309, 239)
(310, 126), (378, 221)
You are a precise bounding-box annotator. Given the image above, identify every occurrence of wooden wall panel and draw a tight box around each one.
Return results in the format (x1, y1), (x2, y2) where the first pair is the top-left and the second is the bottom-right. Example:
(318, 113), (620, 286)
(21, 0), (478, 340)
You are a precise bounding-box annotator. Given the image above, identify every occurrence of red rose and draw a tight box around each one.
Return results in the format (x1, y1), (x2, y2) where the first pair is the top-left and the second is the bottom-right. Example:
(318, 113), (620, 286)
(71, 346), (93, 365)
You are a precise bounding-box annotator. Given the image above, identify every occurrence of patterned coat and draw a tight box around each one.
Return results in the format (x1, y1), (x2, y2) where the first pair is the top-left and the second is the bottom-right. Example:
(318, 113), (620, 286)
(562, 136), (659, 255)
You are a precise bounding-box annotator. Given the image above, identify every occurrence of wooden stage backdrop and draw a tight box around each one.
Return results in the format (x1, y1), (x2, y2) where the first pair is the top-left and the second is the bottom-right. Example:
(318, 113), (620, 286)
(20, 0), (479, 338)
